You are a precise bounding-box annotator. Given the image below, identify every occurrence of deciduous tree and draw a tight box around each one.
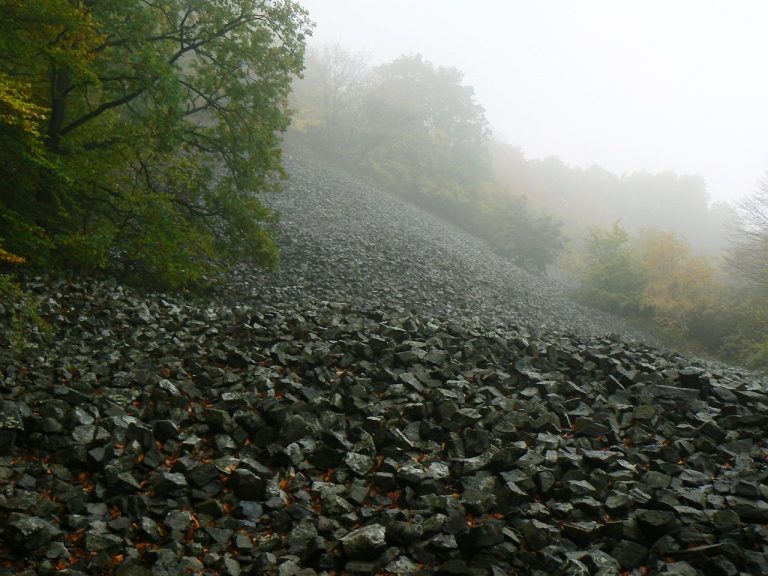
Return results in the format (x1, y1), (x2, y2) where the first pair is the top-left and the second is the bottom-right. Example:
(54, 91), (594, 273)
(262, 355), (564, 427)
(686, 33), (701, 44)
(0, 0), (312, 288)
(577, 222), (642, 313)
(727, 180), (768, 291)
(636, 229), (716, 333)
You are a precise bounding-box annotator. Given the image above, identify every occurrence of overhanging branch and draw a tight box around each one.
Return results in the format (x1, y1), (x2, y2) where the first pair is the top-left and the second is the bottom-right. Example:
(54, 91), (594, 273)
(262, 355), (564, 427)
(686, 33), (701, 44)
(59, 88), (145, 137)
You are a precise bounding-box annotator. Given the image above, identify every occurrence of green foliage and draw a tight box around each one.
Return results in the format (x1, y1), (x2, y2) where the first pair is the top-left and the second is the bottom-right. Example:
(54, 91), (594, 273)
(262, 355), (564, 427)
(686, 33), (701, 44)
(361, 55), (490, 189)
(713, 292), (768, 369)
(478, 189), (564, 272)
(291, 47), (564, 272)
(0, 0), (312, 289)
(576, 222), (643, 314)
(635, 229), (717, 335)
(571, 222), (768, 368)
(0, 274), (50, 354)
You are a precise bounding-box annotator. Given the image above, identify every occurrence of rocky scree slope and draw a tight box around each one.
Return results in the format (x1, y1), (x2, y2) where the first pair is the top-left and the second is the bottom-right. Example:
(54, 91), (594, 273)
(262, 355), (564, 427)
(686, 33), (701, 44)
(0, 277), (766, 576)
(0, 163), (766, 575)
(228, 161), (647, 340)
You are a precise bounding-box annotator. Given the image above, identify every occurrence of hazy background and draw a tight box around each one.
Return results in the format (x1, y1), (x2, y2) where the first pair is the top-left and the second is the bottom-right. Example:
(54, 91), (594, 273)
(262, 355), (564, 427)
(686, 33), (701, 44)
(299, 0), (768, 204)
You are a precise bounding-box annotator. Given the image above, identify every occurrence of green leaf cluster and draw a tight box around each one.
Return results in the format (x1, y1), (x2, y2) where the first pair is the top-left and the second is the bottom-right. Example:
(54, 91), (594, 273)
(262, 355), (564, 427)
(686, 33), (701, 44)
(571, 222), (768, 368)
(0, 0), (312, 289)
(577, 223), (643, 314)
(0, 274), (51, 355)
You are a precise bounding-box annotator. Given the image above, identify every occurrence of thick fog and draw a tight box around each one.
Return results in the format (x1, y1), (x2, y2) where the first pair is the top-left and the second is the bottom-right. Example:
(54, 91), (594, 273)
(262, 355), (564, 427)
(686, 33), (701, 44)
(299, 0), (768, 204)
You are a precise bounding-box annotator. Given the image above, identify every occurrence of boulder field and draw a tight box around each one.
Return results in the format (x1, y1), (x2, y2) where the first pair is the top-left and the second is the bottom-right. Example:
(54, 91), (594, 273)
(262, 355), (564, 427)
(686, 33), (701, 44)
(0, 163), (766, 575)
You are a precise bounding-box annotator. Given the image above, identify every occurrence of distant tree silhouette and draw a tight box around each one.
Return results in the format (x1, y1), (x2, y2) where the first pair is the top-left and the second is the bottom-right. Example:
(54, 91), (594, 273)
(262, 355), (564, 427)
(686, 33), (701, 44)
(728, 180), (768, 291)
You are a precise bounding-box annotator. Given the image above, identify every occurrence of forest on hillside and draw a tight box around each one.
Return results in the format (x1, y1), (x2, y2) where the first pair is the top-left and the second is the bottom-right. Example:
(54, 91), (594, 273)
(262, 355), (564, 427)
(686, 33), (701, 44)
(287, 44), (768, 368)
(1, 2), (768, 369)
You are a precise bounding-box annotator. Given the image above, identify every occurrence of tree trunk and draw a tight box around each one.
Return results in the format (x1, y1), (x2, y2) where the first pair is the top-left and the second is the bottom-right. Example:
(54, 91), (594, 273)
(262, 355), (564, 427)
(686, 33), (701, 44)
(47, 63), (70, 152)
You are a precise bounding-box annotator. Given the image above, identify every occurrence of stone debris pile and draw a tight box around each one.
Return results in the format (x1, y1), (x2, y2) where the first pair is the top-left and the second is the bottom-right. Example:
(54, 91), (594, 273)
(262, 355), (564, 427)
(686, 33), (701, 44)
(229, 161), (649, 340)
(0, 278), (766, 575)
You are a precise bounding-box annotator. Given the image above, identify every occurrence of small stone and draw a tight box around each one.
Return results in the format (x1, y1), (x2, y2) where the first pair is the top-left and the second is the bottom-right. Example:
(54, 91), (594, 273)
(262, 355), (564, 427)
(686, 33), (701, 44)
(521, 519), (559, 551)
(386, 521), (424, 545)
(126, 423), (154, 449)
(643, 471), (673, 489)
(230, 469), (265, 500)
(581, 550), (621, 573)
(606, 493), (632, 514)
(455, 522), (504, 554)
(345, 452), (374, 476)
(72, 424), (97, 445)
(164, 510), (194, 533)
(187, 463), (219, 488)
(281, 414), (312, 443)
(152, 471), (188, 497)
(636, 509), (679, 535)
(435, 559), (487, 576)
(85, 531), (123, 553)
(385, 556), (420, 574)
(660, 561), (699, 576)
(6, 513), (62, 551)
(712, 509), (741, 533)
(341, 524), (386, 559)
(563, 521), (601, 545)
(153, 420), (179, 442)
(566, 479), (597, 496)
(679, 469), (710, 486)
(610, 540), (648, 570)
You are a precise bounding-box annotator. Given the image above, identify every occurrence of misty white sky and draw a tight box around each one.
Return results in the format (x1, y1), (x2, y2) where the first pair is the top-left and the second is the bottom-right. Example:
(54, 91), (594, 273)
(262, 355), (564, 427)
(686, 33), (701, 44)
(298, 0), (768, 204)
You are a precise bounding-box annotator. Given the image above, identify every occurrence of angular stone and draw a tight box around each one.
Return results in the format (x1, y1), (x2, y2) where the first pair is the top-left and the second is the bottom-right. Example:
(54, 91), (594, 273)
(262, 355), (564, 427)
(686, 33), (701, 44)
(0, 402), (25, 431)
(153, 420), (180, 442)
(126, 422), (154, 449)
(566, 479), (597, 496)
(650, 385), (700, 402)
(713, 509), (741, 533)
(563, 521), (601, 545)
(152, 471), (188, 497)
(636, 509), (679, 535)
(435, 559), (487, 576)
(229, 469), (265, 500)
(187, 463), (219, 488)
(281, 414), (312, 443)
(385, 556), (420, 575)
(85, 531), (123, 553)
(521, 519), (559, 551)
(610, 540), (648, 570)
(6, 513), (62, 551)
(164, 510), (194, 532)
(341, 524), (387, 559)
(386, 520), (423, 546)
(455, 522), (504, 554)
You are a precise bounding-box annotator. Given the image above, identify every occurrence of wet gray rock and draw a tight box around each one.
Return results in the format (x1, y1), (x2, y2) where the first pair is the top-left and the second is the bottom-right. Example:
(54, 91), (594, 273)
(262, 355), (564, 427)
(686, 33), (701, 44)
(6, 513), (62, 551)
(610, 539), (648, 570)
(230, 469), (266, 500)
(2, 164), (768, 574)
(636, 509), (680, 535)
(152, 471), (188, 497)
(341, 524), (387, 559)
